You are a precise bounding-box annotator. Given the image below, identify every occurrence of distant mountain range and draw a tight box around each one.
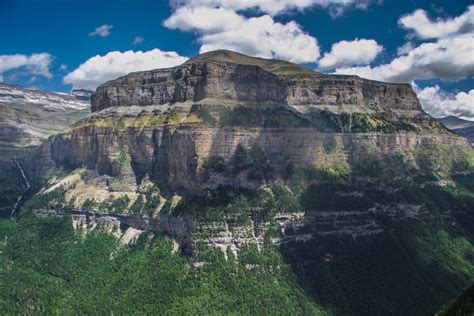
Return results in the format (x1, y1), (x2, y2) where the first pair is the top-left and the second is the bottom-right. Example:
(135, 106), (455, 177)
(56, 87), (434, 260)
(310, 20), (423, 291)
(0, 82), (91, 215)
(438, 116), (474, 144)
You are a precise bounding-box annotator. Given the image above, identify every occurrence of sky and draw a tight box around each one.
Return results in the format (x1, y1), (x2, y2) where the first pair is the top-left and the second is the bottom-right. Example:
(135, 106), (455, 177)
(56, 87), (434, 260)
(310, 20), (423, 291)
(0, 0), (473, 120)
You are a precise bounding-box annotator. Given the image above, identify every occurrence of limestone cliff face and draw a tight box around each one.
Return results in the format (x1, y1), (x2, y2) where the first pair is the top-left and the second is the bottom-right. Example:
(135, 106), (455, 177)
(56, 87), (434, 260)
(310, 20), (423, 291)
(92, 56), (420, 114)
(37, 50), (470, 193)
(45, 124), (467, 191)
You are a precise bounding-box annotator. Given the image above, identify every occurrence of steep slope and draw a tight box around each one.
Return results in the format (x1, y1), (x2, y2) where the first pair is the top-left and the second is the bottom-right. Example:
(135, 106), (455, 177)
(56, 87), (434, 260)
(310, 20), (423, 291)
(0, 83), (90, 216)
(19, 50), (474, 314)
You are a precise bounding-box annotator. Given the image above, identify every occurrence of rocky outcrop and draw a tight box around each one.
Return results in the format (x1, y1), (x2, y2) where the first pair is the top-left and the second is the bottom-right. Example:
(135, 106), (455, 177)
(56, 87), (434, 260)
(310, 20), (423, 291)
(15, 49), (466, 214)
(16, 50), (474, 316)
(92, 51), (421, 115)
(44, 125), (468, 191)
(34, 50), (470, 193)
(36, 209), (194, 254)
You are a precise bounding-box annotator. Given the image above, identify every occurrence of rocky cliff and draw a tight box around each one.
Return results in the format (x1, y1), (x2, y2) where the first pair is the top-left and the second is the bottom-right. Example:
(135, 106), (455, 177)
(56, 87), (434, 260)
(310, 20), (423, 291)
(28, 49), (473, 251)
(34, 50), (466, 193)
(92, 50), (421, 115)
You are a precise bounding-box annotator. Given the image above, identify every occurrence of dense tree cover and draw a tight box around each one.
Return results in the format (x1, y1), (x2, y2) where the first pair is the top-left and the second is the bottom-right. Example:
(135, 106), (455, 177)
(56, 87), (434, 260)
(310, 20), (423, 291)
(281, 224), (474, 315)
(439, 285), (474, 316)
(0, 214), (325, 315)
(282, 171), (474, 315)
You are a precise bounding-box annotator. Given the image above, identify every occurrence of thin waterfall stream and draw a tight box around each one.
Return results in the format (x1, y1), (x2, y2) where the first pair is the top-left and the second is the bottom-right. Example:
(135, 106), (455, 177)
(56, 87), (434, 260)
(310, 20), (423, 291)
(11, 157), (30, 218)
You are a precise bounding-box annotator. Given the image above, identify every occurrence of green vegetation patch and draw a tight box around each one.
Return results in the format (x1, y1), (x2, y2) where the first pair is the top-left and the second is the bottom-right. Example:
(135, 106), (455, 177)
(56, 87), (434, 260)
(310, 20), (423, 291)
(117, 151), (132, 171)
(0, 214), (326, 315)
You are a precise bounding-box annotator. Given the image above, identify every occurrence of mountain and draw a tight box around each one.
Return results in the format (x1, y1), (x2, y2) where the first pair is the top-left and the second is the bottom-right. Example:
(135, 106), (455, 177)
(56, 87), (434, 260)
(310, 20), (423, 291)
(453, 126), (474, 145)
(438, 116), (474, 130)
(0, 83), (90, 216)
(438, 116), (474, 145)
(71, 89), (94, 101)
(2, 50), (474, 315)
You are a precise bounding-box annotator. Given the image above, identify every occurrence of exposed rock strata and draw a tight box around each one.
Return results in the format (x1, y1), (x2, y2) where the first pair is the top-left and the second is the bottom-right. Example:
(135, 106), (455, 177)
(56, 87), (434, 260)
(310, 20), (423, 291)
(92, 58), (421, 115)
(26, 50), (473, 249)
(43, 125), (468, 191)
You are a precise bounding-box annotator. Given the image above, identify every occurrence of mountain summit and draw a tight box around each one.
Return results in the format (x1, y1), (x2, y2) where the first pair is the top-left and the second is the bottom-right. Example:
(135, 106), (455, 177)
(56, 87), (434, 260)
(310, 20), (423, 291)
(184, 49), (317, 75)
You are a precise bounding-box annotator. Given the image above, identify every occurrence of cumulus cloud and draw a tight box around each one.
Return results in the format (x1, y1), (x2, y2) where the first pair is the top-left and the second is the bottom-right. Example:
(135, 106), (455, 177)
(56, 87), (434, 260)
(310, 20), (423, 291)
(318, 38), (383, 69)
(164, 6), (320, 63)
(414, 84), (474, 120)
(63, 49), (188, 90)
(396, 42), (414, 56)
(169, 0), (376, 17)
(399, 5), (474, 39)
(333, 33), (474, 83)
(132, 36), (144, 45)
(0, 53), (53, 80)
(89, 24), (113, 37)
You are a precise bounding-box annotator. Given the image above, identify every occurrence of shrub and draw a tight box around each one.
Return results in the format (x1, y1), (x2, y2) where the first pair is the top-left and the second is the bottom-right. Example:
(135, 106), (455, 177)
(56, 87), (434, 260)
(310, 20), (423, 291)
(117, 151), (132, 171)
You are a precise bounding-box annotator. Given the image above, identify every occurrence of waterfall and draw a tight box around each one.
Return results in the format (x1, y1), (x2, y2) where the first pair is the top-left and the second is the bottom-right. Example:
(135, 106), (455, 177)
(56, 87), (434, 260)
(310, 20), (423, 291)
(14, 158), (30, 190)
(11, 157), (30, 218)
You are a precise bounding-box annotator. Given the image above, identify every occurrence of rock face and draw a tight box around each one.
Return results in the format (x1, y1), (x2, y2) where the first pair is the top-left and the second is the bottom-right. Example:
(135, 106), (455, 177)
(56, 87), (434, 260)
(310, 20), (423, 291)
(37, 50), (469, 193)
(45, 125), (467, 192)
(92, 50), (420, 114)
(0, 83), (90, 216)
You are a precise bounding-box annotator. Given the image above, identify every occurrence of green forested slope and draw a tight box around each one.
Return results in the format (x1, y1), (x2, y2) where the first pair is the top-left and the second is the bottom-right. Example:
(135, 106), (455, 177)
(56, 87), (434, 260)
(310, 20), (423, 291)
(0, 215), (325, 315)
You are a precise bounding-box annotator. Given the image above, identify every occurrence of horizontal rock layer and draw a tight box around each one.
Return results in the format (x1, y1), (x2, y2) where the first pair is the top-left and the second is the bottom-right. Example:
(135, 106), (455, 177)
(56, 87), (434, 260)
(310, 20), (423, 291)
(41, 124), (468, 191)
(91, 60), (420, 114)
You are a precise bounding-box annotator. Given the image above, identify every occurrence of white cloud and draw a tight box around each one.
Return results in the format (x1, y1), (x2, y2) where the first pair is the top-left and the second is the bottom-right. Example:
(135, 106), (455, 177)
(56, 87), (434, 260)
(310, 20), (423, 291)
(396, 42), (414, 56)
(132, 36), (144, 45)
(414, 84), (474, 120)
(399, 5), (474, 39)
(0, 53), (53, 79)
(164, 6), (320, 63)
(164, 6), (242, 32)
(63, 49), (188, 90)
(333, 33), (474, 83)
(89, 24), (113, 37)
(318, 38), (383, 69)
(169, 0), (376, 17)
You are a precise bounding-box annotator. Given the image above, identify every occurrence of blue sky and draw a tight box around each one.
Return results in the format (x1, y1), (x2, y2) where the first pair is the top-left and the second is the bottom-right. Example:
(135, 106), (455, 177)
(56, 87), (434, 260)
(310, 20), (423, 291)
(0, 0), (473, 119)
